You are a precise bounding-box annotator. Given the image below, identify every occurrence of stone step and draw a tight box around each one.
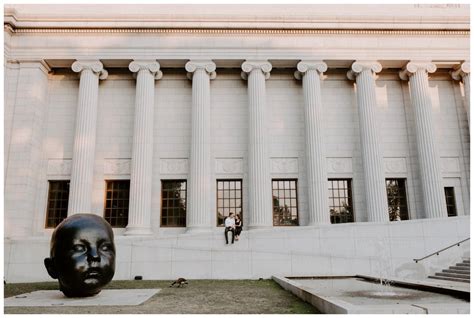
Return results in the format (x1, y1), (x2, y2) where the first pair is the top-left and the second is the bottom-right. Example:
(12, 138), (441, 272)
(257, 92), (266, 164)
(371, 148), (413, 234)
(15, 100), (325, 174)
(462, 260), (470, 264)
(455, 263), (470, 267)
(443, 269), (471, 275)
(449, 266), (471, 272)
(428, 275), (470, 283)
(435, 272), (470, 279)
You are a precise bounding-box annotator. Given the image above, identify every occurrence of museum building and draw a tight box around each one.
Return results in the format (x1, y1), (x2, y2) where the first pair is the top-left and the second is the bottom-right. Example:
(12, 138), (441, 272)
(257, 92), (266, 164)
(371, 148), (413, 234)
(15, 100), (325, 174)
(4, 4), (470, 282)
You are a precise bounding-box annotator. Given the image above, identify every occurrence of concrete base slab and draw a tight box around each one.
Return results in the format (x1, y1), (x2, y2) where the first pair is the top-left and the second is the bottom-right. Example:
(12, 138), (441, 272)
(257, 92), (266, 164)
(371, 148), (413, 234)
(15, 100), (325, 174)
(4, 289), (160, 307)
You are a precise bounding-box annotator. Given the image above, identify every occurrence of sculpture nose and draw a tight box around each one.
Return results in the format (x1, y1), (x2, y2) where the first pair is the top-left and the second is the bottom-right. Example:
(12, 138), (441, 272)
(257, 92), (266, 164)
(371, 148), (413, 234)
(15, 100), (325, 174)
(87, 247), (100, 263)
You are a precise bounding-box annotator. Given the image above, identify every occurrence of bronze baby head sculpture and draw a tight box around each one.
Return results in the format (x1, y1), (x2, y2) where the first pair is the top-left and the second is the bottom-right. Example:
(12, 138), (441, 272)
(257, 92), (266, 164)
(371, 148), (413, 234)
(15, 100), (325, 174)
(44, 214), (116, 297)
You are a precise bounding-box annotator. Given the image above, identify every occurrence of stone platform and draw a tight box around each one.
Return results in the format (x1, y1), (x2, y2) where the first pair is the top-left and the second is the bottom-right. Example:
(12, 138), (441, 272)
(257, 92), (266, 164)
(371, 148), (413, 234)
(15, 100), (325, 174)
(4, 289), (160, 307)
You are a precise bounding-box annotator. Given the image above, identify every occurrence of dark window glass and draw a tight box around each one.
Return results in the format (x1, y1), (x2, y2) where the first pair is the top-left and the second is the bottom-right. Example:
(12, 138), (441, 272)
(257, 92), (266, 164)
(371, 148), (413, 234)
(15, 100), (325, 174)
(161, 180), (187, 227)
(444, 187), (457, 217)
(216, 179), (243, 226)
(45, 180), (70, 228)
(272, 179), (298, 226)
(386, 179), (409, 221)
(104, 180), (130, 227)
(328, 179), (353, 224)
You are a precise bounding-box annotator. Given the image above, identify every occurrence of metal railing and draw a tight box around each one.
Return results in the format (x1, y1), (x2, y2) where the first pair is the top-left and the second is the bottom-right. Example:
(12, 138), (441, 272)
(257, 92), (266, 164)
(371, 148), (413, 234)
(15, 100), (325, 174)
(413, 237), (470, 263)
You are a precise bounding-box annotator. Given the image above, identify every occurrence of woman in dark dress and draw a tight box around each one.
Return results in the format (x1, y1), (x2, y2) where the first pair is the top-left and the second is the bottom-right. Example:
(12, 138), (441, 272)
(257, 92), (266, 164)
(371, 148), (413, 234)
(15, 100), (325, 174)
(235, 214), (242, 241)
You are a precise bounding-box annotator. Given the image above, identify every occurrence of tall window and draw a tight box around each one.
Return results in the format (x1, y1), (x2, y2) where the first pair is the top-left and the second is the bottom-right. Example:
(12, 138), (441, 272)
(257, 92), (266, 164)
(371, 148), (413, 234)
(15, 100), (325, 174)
(216, 179), (242, 226)
(328, 179), (353, 224)
(161, 180), (187, 227)
(444, 187), (457, 217)
(104, 180), (130, 227)
(272, 179), (298, 226)
(386, 179), (409, 221)
(45, 180), (70, 228)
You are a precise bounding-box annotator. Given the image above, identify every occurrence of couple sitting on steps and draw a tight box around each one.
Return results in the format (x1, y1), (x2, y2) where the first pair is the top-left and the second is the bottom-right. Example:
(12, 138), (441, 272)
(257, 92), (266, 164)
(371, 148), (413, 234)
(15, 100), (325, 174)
(224, 213), (242, 244)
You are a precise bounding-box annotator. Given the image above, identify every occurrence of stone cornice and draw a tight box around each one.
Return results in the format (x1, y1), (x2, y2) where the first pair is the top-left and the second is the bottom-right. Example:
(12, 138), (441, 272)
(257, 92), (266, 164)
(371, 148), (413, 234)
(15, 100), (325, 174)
(347, 61), (382, 81)
(294, 61), (327, 80)
(241, 60), (272, 80)
(185, 60), (217, 80)
(72, 60), (108, 80)
(451, 61), (470, 81)
(129, 60), (163, 80)
(399, 61), (437, 80)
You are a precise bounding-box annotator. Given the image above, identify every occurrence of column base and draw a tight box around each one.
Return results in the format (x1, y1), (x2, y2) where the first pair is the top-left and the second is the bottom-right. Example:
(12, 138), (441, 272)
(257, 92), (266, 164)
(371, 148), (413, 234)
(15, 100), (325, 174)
(124, 226), (153, 236)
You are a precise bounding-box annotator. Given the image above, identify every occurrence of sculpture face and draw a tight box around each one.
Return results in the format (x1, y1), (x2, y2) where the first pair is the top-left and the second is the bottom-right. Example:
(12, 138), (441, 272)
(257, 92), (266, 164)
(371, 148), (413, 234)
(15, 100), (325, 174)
(44, 214), (116, 297)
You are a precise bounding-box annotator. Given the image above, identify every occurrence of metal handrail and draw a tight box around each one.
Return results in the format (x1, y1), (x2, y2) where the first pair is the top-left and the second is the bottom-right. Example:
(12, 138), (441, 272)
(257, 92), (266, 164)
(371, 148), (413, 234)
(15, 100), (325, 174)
(413, 237), (470, 263)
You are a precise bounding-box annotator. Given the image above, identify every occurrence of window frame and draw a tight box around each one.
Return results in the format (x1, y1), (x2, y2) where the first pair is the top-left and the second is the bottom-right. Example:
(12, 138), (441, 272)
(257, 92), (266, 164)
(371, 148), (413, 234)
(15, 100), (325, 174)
(444, 187), (457, 217)
(328, 178), (354, 224)
(216, 179), (243, 227)
(45, 180), (70, 228)
(272, 178), (299, 226)
(385, 178), (410, 221)
(103, 179), (130, 228)
(160, 179), (187, 228)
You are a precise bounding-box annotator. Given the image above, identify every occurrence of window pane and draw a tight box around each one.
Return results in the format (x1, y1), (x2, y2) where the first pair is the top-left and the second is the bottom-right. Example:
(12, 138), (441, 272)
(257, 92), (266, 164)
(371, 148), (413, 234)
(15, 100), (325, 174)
(444, 187), (457, 217)
(161, 180), (187, 227)
(104, 180), (130, 228)
(272, 179), (298, 226)
(328, 179), (354, 224)
(45, 180), (70, 228)
(386, 179), (409, 221)
(216, 180), (243, 226)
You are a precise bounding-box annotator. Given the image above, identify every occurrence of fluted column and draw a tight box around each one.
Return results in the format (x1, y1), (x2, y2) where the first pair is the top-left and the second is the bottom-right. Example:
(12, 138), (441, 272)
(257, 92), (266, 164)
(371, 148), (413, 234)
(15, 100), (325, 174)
(185, 60), (216, 232)
(451, 61), (470, 126)
(400, 61), (447, 218)
(241, 60), (273, 228)
(295, 61), (330, 225)
(347, 61), (389, 222)
(125, 60), (162, 235)
(68, 60), (107, 215)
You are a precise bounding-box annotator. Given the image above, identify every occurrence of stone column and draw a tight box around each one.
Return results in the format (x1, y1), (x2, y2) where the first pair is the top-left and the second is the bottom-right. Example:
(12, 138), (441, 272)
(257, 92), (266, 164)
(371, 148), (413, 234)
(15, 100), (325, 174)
(400, 61), (447, 218)
(125, 60), (162, 235)
(4, 60), (50, 237)
(185, 60), (216, 232)
(68, 60), (108, 215)
(294, 61), (330, 225)
(241, 60), (273, 228)
(451, 61), (470, 126)
(347, 61), (389, 222)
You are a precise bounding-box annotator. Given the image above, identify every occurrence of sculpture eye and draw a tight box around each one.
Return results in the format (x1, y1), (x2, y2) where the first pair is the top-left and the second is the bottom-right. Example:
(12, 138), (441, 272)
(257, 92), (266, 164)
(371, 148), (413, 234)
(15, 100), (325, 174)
(100, 244), (112, 252)
(72, 244), (86, 253)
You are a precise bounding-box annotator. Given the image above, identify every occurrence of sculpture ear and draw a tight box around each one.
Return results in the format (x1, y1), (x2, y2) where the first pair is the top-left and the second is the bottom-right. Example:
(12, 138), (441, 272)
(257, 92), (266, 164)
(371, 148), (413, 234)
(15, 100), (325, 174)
(44, 258), (58, 279)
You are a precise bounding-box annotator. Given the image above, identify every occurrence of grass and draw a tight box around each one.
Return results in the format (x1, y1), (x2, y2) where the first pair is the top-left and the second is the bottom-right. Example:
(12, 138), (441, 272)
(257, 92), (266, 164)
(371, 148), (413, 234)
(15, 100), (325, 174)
(4, 279), (320, 314)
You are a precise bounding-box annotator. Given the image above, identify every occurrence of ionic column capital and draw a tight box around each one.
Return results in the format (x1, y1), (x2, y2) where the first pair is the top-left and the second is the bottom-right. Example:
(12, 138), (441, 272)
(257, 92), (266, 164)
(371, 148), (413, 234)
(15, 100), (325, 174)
(241, 60), (272, 80)
(451, 61), (470, 81)
(185, 60), (216, 80)
(72, 60), (108, 80)
(294, 60), (327, 80)
(399, 61), (437, 81)
(129, 60), (163, 80)
(347, 60), (382, 81)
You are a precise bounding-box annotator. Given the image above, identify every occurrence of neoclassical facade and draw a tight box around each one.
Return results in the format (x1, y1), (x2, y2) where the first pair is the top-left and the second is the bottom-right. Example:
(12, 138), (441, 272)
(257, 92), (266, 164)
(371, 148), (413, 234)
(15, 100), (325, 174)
(4, 4), (470, 282)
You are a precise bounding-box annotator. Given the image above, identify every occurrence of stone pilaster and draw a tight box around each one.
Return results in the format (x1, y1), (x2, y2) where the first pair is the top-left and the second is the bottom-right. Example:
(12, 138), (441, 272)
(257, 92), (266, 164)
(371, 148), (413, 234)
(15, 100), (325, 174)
(68, 60), (108, 215)
(185, 60), (216, 232)
(347, 61), (389, 222)
(295, 61), (330, 225)
(400, 61), (447, 218)
(241, 60), (273, 228)
(4, 60), (50, 237)
(451, 61), (470, 126)
(125, 60), (162, 235)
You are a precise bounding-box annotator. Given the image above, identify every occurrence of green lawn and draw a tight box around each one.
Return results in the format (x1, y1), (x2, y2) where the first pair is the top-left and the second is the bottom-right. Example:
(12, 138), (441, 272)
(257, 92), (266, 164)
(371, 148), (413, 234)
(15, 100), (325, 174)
(4, 279), (320, 314)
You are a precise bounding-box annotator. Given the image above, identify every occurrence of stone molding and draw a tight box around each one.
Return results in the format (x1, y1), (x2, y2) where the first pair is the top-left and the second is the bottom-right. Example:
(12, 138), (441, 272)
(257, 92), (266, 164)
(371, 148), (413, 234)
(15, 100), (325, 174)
(47, 159), (72, 176)
(185, 60), (216, 80)
(71, 60), (108, 80)
(16, 60), (51, 74)
(399, 61), (437, 80)
(104, 159), (131, 175)
(384, 157), (407, 174)
(294, 60), (327, 80)
(347, 60), (382, 80)
(160, 159), (188, 174)
(327, 158), (352, 174)
(451, 61), (470, 81)
(215, 158), (243, 174)
(270, 158), (299, 174)
(128, 60), (163, 79)
(241, 60), (272, 80)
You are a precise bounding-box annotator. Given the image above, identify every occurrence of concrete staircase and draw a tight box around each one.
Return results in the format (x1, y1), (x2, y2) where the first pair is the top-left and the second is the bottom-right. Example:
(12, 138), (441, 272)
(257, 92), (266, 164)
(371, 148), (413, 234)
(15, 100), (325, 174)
(428, 258), (470, 283)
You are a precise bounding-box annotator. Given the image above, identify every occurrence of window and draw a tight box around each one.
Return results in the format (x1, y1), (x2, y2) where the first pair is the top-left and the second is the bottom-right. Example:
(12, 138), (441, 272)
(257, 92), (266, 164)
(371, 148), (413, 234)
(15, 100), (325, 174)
(272, 179), (298, 226)
(444, 187), (457, 217)
(45, 180), (70, 228)
(104, 180), (130, 227)
(216, 179), (243, 226)
(386, 179), (409, 221)
(328, 179), (353, 224)
(161, 180), (187, 227)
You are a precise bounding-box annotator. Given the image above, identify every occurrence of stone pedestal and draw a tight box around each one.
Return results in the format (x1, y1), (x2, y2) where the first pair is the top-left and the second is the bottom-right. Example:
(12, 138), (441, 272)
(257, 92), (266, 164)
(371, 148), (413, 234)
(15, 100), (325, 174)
(68, 60), (107, 215)
(125, 60), (162, 235)
(348, 61), (389, 222)
(241, 60), (273, 228)
(295, 61), (330, 225)
(400, 61), (447, 218)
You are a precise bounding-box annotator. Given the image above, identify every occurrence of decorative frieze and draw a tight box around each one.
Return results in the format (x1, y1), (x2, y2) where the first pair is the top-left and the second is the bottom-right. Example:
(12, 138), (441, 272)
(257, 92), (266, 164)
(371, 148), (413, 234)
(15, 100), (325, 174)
(104, 159), (131, 175)
(271, 158), (299, 174)
(327, 158), (353, 174)
(160, 159), (189, 174)
(215, 158), (243, 174)
(440, 157), (461, 174)
(47, 159), (72, 176)
(383, 157), (407, 174)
